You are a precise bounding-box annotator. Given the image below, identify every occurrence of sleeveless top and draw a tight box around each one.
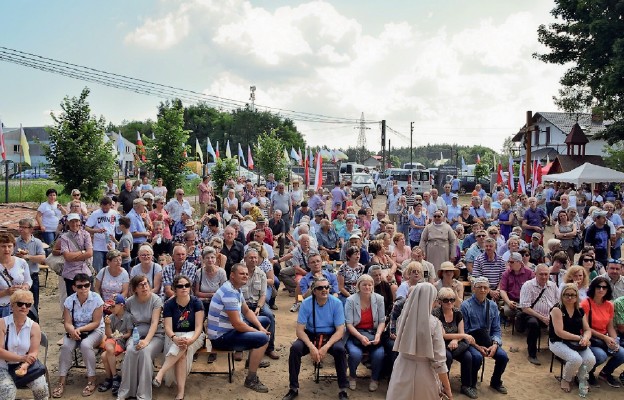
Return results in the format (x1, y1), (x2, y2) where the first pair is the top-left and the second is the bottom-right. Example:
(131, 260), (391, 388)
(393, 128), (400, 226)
(549, 304), (584, 342)
(1, 314), (33, 368)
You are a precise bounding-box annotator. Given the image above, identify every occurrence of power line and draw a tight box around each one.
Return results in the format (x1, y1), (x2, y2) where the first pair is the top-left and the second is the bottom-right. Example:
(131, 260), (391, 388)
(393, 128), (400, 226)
(0, 46), (381, 125)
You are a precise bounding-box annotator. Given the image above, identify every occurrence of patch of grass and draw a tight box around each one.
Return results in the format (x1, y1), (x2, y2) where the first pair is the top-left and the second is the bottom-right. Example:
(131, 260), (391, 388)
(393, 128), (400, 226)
(0, 180), (72, 204)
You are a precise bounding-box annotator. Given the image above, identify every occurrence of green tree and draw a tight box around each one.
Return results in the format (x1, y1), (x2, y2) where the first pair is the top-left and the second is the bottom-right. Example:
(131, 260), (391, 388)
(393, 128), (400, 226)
(474, 163), (490, 180)
(211, 157), (239, 194)
(44, 87), (117, 200)
(535, 0), (624, 144)
(147, 99), (190, 198)
(255, 130), (288, 181)
(604, 143), (624, 171)
(501, 136), (516, 156)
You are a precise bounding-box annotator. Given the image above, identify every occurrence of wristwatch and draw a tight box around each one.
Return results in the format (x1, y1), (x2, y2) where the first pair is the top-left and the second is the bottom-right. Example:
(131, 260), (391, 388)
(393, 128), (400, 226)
(81, 250), (86, 254)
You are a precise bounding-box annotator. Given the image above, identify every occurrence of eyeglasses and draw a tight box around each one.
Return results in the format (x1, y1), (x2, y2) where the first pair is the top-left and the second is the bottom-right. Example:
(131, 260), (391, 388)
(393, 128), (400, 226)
(175, 283), (191, 289)
(18, 226), (31, 229)
(433, 215), (443, 218)
(177, 192), (184, 196)
(314, 285), (330, 291)
(596, 285), (609, 290)
(73, 194), (81, 197)
(475, 285), (489, 290)
(138, 281), (150, 287)
(75, 282), (91, 289)
(582, 258), (594, 262)
(440, 298), (456, 304)
(15, 302), (32, 308)
(563, 293), (577, 298)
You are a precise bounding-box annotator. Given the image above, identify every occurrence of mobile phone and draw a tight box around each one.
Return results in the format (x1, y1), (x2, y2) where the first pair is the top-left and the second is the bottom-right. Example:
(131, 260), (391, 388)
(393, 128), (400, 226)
(424, 271), (429, 279)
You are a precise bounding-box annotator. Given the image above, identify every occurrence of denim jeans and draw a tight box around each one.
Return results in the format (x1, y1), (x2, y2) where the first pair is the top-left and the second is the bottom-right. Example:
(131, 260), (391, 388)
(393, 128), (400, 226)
(288, 337), (348, 390)
(210, 316), (270, 351)
(467, 345), (508, 386)
(345, 336), (385, 381)
(445, 347), (480, 387)
(92, 251), (107, 274)
(30, 273), (40, 313)
(590, 344), (624, 375)
(248, 304), (276, 352)
(41, 232), (55, 245)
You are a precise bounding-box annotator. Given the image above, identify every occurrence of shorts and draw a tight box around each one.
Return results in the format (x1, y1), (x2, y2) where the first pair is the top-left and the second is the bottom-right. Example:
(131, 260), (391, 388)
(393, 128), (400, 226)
(100, 338), (125, 356)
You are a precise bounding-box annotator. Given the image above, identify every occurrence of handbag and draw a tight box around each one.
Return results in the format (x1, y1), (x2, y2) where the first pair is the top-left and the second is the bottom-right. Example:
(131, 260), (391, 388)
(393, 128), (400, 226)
(45, 253), (65, 276)
(450, 339), (470, 358)
(4, 325), (46, 387)
(469, 300), (493, 347)
(563, 340), (588, 352)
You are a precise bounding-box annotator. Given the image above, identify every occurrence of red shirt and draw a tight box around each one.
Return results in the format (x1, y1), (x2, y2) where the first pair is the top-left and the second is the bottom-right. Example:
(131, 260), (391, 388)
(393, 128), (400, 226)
(356, 307), (374, 330)
(581, 298), (614, 335)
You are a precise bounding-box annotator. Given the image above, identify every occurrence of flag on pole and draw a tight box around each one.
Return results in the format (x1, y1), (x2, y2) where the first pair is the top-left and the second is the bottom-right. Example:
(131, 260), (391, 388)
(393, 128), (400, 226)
(195, 138), (204, 164)
(290, 147), (300, 163)
(304, 147), (310, 186)
(476, 154), (481, 164)
(315, 152), (323, 190)
(136, 132), (146, 162)
(247, 145), (254, 170)
(116, 132), (125, 165)
(546, 154), (550, 165)
(206, 137), (216, 161)
(518, 158), (525, 194)
(151, 132), (155, 140)
(283, 148), (289, 163)
(238, 143), (247, 167)
(497, 162), (503, 185)
(461, 156), (466, 170)
(0, 120), (5, 161)
(440, 152), (444, 161)
(20, 124), (31, 166)
(297, 148), (303, 166)
(215, 141), (220, 159)
(507, 156), (515, 193)
(531, 160), (538, 195)
(225, 140), (232, 158)
(537, 163), (543, 186)
(493, 154), (497, 171)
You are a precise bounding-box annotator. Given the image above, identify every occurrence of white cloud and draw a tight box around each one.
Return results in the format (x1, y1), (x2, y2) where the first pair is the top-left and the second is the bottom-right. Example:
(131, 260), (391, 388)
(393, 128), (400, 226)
(124, 10), (190, 50)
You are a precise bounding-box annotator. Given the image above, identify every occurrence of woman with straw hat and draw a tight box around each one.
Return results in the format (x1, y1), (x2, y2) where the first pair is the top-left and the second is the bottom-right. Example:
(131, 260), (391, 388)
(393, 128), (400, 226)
(435, 262), (463, 307)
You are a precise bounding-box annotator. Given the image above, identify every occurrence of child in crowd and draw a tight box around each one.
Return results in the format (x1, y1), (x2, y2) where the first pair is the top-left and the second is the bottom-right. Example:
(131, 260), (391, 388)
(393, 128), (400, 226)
(111, 216), (133, 272)
(98, 294), (133, 395)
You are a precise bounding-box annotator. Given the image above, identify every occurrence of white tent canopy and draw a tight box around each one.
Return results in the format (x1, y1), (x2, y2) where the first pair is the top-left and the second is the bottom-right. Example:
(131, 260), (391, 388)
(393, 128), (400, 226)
(543, 162), (624, 186)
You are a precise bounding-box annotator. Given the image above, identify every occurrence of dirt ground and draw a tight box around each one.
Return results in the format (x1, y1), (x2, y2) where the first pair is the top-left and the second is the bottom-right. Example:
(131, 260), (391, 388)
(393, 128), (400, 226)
(8, 197), (624, 400)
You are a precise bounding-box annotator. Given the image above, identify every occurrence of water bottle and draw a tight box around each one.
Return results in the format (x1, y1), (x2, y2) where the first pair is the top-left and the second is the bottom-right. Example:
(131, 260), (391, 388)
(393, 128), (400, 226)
(132, 326), (140, 345)
(578, 364), (588, 398)
(332, 260), (337, 272)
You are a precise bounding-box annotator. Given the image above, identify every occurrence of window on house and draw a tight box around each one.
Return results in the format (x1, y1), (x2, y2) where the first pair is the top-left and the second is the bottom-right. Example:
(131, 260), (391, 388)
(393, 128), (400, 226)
(545, 127), (550, 145)
(534, 130), (540, 146)
(13, 144), (21, 153)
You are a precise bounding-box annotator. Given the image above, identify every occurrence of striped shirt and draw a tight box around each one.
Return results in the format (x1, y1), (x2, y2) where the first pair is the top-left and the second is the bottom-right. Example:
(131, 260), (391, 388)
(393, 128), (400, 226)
(519, 278), (558, 318)
(472, 252), (506, 289)
(207, 281), (244, 339)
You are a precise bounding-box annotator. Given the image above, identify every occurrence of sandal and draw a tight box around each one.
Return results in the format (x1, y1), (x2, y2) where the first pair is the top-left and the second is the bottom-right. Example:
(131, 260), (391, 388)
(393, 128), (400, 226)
(52, 382), (65, 398)
(82, 381), (96, 397)
(97, 379), (113, 392)
(561, 379), (571, 393)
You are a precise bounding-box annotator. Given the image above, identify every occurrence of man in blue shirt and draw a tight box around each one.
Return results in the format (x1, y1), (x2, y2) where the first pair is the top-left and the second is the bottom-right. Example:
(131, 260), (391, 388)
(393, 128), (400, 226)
(521, 197), (547, 244)
(441, 184), (453, 205)
(283, 277), (348, 400)
(451, 175), (461, 193)
(208, 263), (272, 393)
(461, 277), (509, 395)
(127, 198), (151, 259)
(446, 194), (462, 228)
(299, 254), (339, 297)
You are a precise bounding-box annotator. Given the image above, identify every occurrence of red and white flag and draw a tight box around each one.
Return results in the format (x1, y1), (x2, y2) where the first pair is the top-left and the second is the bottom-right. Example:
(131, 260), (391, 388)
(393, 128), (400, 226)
(507, 156), (514, 193)
(215, 141), (220, 159)
(0, 120), (5, 161)
(315, 152), (323, 191)
(497, 162), (503, 185)
(476, 154), (481, 164)
(297, 147), (303, 166)
(304, 147), (310, 186)
(136, 131), (146, 161)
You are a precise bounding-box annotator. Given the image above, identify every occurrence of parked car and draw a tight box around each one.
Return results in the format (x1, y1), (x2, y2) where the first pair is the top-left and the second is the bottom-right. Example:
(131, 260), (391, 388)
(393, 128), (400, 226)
(458, 176), (491, 195)
(185, 172), (200, 181)
(11, 169), (49, 179)
(350, 173), (377, 199)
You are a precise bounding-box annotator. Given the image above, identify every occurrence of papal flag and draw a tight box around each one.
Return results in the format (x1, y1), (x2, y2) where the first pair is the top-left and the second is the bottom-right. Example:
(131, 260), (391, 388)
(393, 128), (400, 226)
(20, 124), (31, 165)
(195, 138), (204, 164)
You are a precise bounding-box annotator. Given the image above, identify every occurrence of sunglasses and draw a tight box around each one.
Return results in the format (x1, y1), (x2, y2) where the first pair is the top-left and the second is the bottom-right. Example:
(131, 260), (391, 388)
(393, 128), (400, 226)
(596, 285), (609, 290)
(15, 301), (32, 308)
(563, 293), (577, 298)
(73, 194), (81, 197)
(440, 298), (456, 304)
(75, 282), (91, 289)
(175, 283), (191, 289)
(314, 285), (330, 291)
(582, 258), (594, 262)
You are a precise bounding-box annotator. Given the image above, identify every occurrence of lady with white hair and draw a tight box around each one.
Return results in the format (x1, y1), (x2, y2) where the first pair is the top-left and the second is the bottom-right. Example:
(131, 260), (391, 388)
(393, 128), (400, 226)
(387, 283), (452, 399)
(344, 274), (386, 392)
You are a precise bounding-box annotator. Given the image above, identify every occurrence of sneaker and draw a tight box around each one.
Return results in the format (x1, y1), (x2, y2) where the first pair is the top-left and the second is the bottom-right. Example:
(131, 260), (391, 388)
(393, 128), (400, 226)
(282, 389), (299, 400)
(619, 372), (624, 386)
(245, 359), (271, 369)
(207, 352), (217, 363)
(270, 304), (279, 311)
(290, 302), (300, 312)
(490, 382), (508, 394)
(111, 376), (121, 396)
(599, 371), (621, 388)
(588, 372), (600, 387)
(348, 377), (356, 390)
(97, 380), (113, 392)
(368, 381), (379, 392)
(527, 356), (541, 365)
(460, 386), (479, 399)
(244, 376), (269, 393)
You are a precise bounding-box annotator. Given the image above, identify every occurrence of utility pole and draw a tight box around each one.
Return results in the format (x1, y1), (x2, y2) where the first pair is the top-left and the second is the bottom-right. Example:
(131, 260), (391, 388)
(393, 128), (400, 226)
(410, 122), (414, 167)
(355, 112), (370, 163)
(525, 111), (532, 181)
(381, 120), (386, 172)
(388, 139), (391, 168)
(249, 86), (256, 112)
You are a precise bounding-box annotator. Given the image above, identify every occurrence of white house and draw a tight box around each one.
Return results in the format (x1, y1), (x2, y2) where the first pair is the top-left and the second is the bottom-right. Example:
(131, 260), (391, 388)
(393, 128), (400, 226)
(512, 112), (610, 161)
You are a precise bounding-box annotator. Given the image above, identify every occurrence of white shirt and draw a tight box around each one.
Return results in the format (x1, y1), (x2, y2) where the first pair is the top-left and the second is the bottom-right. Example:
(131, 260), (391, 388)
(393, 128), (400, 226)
(0, 315), (33, 368)
(37, 201), (62, 232)
(86, 209), (120, 252)
(0, 258), (32, 305)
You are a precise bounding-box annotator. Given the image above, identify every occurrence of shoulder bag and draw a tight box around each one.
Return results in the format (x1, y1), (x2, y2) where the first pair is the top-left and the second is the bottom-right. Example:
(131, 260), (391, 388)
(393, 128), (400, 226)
(5, 325), (46, 387)
(469, 300), (493, 347)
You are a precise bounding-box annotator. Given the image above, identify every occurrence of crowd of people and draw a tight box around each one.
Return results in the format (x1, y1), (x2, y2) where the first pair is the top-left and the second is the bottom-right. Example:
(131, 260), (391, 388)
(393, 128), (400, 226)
(1, 175), (623, 400)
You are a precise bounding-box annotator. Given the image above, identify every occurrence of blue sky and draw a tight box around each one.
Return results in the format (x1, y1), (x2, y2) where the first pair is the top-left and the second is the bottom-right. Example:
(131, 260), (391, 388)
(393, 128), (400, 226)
(1, 0), (566, 153)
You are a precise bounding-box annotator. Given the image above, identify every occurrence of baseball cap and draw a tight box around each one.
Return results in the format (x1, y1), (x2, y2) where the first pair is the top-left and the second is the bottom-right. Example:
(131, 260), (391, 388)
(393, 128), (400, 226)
(113, 294), (126, 305)
(142, 193), (154, 200)
(509, 252), (523, 262)
(531, 232), (542, 239)
(66, 213), (81, 222)
(133, 198), (147, 206)
(593, 210), (607, 218)
(349, 233), (361, 240)
(472, 276), (490, 287)
(314, 210), (324, 216)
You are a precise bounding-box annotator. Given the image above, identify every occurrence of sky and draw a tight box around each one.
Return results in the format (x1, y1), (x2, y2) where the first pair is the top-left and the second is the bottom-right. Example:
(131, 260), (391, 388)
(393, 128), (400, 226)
(0, 0), (568, 155)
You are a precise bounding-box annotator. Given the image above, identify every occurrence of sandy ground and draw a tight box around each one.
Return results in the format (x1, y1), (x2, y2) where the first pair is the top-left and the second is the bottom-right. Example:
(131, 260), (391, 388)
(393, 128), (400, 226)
(22, 196), (624, 399)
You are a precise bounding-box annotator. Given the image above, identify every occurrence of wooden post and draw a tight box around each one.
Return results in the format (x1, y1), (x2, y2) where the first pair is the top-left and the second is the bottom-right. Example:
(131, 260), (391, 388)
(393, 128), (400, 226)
(525, 111), (532, 184)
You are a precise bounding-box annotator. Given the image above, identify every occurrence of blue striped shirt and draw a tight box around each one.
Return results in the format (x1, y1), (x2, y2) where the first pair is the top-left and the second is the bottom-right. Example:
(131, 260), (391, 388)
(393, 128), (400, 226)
(207, 281), (243, 339)
(472, 252), (506, 288)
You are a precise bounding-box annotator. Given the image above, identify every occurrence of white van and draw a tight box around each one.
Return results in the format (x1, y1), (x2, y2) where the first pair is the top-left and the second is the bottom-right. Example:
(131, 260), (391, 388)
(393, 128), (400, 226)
(377, 168), (432, 195)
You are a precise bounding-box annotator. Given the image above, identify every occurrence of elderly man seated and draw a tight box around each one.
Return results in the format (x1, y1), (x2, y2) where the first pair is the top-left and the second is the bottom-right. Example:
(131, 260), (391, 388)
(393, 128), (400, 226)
(280, 235), (318, 312)
(281, 276), (349, 400)
(517, 264), (558, 365)
(299, 253), (339, 298)
(316, 219), (341, 261)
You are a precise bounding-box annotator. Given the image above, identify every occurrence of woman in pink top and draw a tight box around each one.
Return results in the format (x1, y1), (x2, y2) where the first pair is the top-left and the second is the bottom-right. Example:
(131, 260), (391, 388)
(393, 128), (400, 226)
(150, 196), (172, 240)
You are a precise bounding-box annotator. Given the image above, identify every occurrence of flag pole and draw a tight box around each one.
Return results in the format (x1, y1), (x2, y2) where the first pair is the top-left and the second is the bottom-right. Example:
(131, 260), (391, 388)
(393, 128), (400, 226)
(19, 151), (22, 202)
